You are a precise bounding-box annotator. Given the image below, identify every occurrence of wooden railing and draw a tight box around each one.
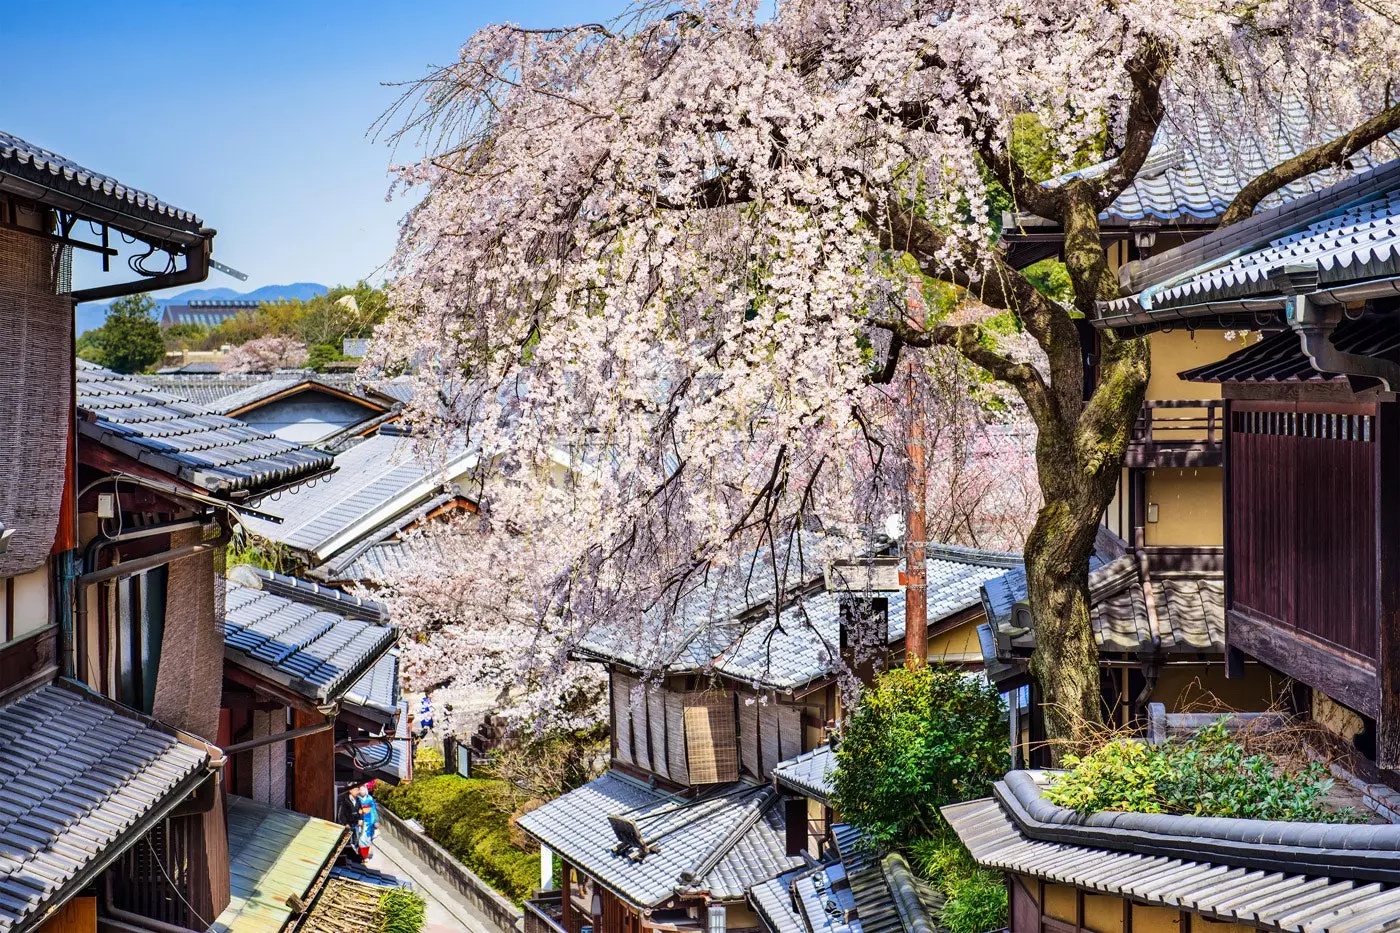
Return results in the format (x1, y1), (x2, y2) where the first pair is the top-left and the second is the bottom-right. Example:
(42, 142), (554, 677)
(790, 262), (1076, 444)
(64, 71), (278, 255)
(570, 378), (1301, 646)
(1125, 399), (1225, 467)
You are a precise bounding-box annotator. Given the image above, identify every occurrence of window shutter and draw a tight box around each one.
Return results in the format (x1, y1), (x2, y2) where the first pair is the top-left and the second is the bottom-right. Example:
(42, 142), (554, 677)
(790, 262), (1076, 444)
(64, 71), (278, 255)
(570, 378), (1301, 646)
(777, 704), (802, 762)
(737, 696), (761, 778)
(665, 691), (690, 785)
(646, 686), (670, 780)
(684, 691), (739, 784)
(759, 702), (782, 776)
(612, 674), (635, 766)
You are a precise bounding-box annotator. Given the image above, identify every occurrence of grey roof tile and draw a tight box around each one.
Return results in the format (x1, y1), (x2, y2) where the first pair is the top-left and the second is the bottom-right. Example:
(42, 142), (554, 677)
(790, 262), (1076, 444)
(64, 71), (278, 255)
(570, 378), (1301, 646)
(1119, 183), (1400, 315)
(517, 772), (802, 908)
(76, 361), (334, 497)
(1033, 105), (1393, 228)
(342, 650), (401, 725)
(581, 542), (1019, 689)
(0, 682), (209, 933)
(943, 794), (1400, 933)
(981, 551), (1224, 674)
(0, 130), (200, 231)
(237, 433), (477, 561)
(223, 567), (396, 703)
(772, 745), (835, 805)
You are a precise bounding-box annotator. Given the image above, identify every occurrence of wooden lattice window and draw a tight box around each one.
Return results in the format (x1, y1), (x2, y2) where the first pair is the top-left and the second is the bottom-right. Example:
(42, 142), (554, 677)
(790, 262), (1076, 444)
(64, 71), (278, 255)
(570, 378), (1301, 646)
(683, 690), (738, 783)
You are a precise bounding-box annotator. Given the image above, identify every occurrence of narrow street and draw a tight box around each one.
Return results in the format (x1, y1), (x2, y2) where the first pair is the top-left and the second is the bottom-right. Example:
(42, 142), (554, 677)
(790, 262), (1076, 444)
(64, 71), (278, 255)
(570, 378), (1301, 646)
(367, 830), (500, 933)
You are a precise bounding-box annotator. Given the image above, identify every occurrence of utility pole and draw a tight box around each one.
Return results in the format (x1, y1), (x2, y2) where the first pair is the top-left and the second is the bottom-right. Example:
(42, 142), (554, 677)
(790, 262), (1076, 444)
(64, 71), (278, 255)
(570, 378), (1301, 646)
(903, 294), (928, 670)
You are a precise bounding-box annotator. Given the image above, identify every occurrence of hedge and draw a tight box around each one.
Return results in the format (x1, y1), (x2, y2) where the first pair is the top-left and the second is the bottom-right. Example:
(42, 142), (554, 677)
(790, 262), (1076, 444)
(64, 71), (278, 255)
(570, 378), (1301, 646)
(375, 775), (539, 903)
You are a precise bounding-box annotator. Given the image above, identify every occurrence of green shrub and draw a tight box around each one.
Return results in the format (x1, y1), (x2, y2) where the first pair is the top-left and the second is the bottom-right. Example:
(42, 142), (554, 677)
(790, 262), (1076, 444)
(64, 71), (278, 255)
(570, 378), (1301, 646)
(414, 744), (445, 778)
(376, 775), (538, 902)
(377, 888), (426, 933)
(832, 666), (1008, 847)
(908, 836), (1007, 933)
(1045, 720), (1359, 823)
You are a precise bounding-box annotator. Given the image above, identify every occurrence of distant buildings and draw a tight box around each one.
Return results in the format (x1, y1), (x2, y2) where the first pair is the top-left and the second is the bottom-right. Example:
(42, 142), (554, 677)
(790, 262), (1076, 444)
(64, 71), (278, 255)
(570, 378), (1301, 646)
(159, 298), (260, 328)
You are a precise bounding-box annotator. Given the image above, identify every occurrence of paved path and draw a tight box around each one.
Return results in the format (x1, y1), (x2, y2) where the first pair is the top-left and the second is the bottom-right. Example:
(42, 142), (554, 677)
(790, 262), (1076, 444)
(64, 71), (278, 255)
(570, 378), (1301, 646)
(367, 829), (498, 933)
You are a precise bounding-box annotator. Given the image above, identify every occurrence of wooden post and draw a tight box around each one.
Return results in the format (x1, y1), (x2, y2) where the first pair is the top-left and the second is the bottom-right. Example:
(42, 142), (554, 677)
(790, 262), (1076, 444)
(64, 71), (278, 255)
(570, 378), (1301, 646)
(904, 337), (928, 670)
(1375, 402), (1400, 768)
(292, 708), (337, 821)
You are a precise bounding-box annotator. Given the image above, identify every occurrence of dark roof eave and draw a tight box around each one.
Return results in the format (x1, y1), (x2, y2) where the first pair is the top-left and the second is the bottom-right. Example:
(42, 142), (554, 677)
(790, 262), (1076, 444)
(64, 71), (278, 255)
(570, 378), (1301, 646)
(0, 166), (204, 249)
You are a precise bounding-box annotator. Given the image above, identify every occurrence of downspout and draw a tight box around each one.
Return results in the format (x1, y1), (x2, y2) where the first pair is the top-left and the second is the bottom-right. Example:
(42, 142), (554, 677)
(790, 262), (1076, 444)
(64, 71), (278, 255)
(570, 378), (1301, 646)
(1280, 263), (1400, 391)
(103, 876), (203, 933)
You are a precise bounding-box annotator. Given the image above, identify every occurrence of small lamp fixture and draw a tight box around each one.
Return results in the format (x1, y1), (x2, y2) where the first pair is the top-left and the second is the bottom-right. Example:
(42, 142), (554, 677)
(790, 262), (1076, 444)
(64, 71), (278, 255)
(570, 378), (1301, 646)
(1130, 220), (1161, 257)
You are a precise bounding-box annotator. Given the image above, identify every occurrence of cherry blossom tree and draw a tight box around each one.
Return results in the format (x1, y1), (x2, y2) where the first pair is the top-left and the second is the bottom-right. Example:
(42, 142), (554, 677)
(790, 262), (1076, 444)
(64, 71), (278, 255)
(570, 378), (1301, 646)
(370, 0), (1400, 743)
(222, 335), (309, 373)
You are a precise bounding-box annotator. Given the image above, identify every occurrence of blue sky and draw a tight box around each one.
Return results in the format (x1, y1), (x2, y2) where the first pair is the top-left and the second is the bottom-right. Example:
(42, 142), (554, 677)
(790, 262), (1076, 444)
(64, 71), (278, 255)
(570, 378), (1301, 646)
(1, 1), (616, 295)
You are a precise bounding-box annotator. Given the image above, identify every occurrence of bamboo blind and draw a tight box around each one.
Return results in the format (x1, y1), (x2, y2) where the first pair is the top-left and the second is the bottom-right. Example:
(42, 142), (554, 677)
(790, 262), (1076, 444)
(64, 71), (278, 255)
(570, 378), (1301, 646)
(0, 226), (71, 577)
(684, 690), (739, 784)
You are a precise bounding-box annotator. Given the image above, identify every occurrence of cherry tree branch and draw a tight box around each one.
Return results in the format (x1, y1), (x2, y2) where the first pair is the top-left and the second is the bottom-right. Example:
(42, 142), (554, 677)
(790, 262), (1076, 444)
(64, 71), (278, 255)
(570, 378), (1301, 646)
(1221, 101), (1400, 226)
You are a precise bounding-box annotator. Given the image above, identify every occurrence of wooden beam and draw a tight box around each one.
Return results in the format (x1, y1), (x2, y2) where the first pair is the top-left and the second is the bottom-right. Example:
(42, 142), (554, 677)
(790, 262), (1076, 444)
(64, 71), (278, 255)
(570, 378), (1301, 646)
(292, 707), (337, 821)
(1228, 608), (1379, 718)
(1376, 401), (1400, 767)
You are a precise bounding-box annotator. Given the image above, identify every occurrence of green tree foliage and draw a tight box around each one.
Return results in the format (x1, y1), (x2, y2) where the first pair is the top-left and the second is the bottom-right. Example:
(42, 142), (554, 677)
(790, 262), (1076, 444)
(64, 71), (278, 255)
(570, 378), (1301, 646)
(909, 836), (1008, 933)
(207, 282), (389, 370)
(77, 294), (165, 373)
(1045, 720), (1359, 822)
(376, 888), (426, 933)
(162, 321), (212, 353)
(375, 775), (539, 902)
(831, 666), (1008, 847)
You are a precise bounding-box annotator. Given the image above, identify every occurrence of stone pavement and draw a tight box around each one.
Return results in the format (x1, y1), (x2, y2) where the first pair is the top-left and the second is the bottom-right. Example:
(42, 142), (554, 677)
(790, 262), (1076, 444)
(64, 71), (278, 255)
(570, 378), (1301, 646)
(367, 828), (501, 933)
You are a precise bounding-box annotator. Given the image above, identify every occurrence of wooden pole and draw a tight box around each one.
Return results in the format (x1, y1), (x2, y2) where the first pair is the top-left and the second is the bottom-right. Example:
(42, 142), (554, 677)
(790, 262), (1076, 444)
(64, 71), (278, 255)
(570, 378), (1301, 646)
(904, 305), (928, 670)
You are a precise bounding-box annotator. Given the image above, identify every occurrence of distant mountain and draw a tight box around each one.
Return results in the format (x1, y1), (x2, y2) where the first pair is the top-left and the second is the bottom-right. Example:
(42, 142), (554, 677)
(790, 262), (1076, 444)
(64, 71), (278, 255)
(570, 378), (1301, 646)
(77, 282), (329, 335)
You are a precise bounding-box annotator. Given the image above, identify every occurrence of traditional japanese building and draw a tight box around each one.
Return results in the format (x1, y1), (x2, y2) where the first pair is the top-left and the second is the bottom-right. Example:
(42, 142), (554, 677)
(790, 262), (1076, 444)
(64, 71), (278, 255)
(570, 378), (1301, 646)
(518, 540), (1019, 933)
(944, 770), (1400, 932)
(143, 370), (402, 446)
(0, 128), (381, 933)
(1092, 156), (1400, 780)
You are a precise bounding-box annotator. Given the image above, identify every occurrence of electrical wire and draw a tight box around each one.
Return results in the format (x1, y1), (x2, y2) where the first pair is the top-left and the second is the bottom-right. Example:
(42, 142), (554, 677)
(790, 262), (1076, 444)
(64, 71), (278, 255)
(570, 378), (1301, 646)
(145, 836), (212, 930)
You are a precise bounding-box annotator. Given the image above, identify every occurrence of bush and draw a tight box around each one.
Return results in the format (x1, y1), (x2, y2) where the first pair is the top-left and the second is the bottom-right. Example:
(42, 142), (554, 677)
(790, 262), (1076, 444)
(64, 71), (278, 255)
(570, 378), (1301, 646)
(377, 888), (426, 933)
(414, 744), (445, 778)
(908, 836), (1007, 933)
(376, 775), (539, 902)
(1045, 720), (1359, 822)
(831, 666), (1008, 847)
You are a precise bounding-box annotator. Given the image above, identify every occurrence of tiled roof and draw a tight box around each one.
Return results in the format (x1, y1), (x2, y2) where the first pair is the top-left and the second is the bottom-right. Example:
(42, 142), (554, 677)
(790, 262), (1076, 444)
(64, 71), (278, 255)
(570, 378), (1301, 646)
(223, 566), (397, 704)
(1114, 183), (1400, 316)
(340, 699), (411, 784)
(748, 824), (944, 933)
(1032, 104), (1393, 229)
(0, 130), (201, 233)
(580, 543), (1018, 690)
(309, 492), (457, 585)
(517, 772), (802, 908)
(771, 745), (836, 805)
(211, 796), (347, 933)
(201, 374), (392, 416)
(1182, 317), (1400, 385)
(231, 565), (387, 622)
(0, 682), (210, 933)
(140, 372), (395, 410)
(342, 650), (401, 725)
(944, 779), (1400, 933)
(76, 361), (334, 497)
(237, 433), (477, 562)
(981, 551), (1225, 679)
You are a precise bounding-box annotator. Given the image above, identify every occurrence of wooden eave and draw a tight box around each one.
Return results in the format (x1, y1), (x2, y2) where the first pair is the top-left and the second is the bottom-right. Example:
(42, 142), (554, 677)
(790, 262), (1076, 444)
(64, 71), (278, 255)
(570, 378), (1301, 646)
(226, 381), (390, 419)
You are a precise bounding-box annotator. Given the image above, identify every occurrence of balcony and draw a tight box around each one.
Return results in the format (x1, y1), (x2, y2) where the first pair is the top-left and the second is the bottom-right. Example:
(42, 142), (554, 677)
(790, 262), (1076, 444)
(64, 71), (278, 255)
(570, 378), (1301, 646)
(1124, 399), (1224, 468)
